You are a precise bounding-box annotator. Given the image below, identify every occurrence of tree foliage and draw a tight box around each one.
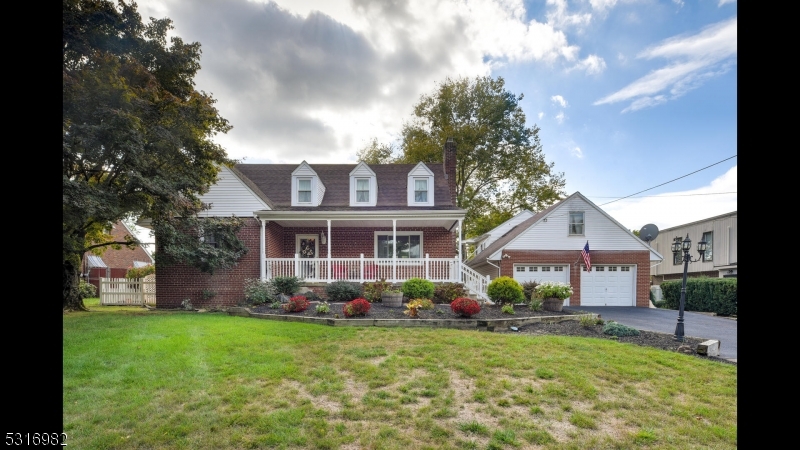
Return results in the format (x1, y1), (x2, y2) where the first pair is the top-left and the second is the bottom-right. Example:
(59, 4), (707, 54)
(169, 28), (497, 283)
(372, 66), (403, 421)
(356, 138), (398, 165)
(63, 0), (243, 310)
(397, 76), (565, 238)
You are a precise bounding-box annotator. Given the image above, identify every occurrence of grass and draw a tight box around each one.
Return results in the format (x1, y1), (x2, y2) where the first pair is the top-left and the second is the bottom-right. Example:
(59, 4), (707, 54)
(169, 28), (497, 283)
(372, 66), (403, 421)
(64, 301), (737, 449)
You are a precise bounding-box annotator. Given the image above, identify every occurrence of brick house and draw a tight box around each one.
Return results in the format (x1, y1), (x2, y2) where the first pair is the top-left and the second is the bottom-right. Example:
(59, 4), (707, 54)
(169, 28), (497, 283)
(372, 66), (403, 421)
(147, 139), (478, 309)
(465, 192), (663, 307)
(82, 220), (154, 294)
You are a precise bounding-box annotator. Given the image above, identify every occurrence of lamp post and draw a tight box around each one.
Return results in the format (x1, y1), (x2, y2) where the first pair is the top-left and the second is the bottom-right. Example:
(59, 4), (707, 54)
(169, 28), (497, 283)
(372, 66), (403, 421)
(671, 234), (708, 341)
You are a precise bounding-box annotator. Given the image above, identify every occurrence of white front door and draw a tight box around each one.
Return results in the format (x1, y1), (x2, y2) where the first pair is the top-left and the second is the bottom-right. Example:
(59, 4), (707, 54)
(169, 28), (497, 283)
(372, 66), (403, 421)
(296, 234), (319, 279)
(580, 265), (635, 306)
(513, 264), (570, 305)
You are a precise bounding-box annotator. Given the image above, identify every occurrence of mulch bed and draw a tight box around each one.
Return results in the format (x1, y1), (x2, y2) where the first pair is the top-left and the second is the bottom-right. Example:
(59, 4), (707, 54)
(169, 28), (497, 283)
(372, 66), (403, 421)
(250, 301), (572, 320)
(247, 301), (735, 366)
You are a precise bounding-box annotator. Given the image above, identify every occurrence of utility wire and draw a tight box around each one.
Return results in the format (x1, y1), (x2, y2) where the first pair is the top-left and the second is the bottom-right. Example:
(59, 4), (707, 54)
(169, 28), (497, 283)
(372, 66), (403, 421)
(598, 155), (737, 206)
(589, 191), (736, 199)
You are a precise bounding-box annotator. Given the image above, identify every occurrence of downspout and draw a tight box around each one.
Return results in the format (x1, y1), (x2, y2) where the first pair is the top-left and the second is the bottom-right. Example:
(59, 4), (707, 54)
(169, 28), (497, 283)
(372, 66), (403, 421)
(485, 258), (501, 278)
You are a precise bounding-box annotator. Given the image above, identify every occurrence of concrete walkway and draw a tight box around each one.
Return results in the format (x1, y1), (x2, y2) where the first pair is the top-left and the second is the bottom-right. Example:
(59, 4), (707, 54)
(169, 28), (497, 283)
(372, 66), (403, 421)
(564, 306), (737, 361)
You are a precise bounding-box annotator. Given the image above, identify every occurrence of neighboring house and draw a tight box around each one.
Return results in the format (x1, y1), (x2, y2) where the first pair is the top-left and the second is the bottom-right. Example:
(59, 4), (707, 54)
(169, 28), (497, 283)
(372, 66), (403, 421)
(465, 192), (663, 307)
(144, 139), (471, 309)
(82, 220), (154, 294)
(649, 211), (737, 285)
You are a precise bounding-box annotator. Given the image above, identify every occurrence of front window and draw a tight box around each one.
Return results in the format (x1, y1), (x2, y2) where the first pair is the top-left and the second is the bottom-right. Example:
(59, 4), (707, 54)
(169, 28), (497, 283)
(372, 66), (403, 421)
(376, 234), (421, 259)
(673, 252), (681, 265)
(569, 212), (584, 235)
(702, 232), (713, 261)
(414, 179), (428, 202)
(298, 179), (312, 203)
(356, 178), (370, 202)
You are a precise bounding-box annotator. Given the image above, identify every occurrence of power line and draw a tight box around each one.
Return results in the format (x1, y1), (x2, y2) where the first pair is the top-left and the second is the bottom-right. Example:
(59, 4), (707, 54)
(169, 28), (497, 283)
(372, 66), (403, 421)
(598, 155), (737, 206)
(588, 191), (736, 199)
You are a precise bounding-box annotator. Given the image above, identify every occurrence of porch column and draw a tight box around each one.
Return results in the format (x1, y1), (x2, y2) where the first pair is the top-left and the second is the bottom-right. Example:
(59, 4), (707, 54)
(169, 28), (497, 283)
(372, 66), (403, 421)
(392, 219), (397, 282)
(327, 219), (331, 281)
(457, 218), (463, 282)
(260, 219), (266, 281)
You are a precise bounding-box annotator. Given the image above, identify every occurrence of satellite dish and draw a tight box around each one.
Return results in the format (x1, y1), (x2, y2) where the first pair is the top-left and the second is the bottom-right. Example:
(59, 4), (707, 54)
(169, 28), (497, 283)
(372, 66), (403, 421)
(639, 224), (659, 244)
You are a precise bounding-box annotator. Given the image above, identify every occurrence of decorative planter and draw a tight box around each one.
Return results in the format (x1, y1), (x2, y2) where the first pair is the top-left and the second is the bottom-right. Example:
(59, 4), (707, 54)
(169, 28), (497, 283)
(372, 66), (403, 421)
(542, 297), (565, 312)
(381, 292), (404, 308)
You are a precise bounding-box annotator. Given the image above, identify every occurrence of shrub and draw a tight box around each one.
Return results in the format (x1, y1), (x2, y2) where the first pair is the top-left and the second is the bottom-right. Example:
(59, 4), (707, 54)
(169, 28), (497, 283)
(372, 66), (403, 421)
(283, 295), (310, 312)
(486, 277), (525, 305)
(579, 315), (596, 328)
(433, 282), (468, 304)
(269, 300), (281, 309)
(402, 278), (435, 300)
(343, 298), (371, 317)
(362, 279), (392, 302)
(602, 321), (640, 337)
(125, 264), (155, 279)
(451, 297), (481, 317)
(520, 281), (539, 302)
(325, 280), (363, 302)
(653, 300), (667, 309)
(243, 278), (277, 305)
(417, 298), (435, 310)
(272, 276), (301, 296)
(534, 281), (573, 300)
(660, 277), (737, 315)
(501, 304), (515, 315)
(529, 298), (543, 311)
(78, 280), (97, 299)
(405, 299), (424, 318)
(316, 302), (330, 314)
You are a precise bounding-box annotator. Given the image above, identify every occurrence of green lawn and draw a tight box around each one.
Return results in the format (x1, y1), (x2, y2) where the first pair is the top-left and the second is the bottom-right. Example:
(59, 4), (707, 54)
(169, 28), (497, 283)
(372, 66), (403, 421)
(64, 301), (737, 449)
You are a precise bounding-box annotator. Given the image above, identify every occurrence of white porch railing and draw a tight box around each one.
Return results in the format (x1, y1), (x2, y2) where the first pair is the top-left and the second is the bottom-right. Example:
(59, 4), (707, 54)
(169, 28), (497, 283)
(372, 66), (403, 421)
(100, 275), (156, 306)
(266, 254), (459, 283)
(265, 254), (490, 301)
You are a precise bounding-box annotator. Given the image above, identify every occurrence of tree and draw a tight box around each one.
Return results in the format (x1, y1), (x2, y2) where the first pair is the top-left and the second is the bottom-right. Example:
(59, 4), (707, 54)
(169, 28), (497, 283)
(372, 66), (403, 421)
(631, 229), (641, 237)
(398, 76), (565, 238)
(63, 0), (244, 310)
(356, 138), (397, 164)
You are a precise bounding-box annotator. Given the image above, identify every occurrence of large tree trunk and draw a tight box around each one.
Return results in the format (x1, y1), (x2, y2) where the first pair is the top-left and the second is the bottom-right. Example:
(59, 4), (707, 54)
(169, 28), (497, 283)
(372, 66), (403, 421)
(63, 252), (87, 311)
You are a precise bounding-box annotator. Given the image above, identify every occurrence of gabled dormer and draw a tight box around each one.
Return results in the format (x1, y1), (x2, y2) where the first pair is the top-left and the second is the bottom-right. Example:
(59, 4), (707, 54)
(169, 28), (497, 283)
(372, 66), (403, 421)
(407, 162), (434, 206)
(291, 161), (325, 206)
(349, 162), (377, 207)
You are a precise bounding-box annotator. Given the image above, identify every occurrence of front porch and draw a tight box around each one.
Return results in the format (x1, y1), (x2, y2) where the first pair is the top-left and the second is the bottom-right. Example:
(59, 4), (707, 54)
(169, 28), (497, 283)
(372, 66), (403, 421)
(266, 255), (461, 283)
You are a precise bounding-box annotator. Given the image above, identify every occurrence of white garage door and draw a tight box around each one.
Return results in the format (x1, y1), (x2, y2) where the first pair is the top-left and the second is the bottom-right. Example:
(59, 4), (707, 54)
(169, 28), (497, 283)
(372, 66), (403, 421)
(580, 265), (635, 306)
(513, 264), (571, 305)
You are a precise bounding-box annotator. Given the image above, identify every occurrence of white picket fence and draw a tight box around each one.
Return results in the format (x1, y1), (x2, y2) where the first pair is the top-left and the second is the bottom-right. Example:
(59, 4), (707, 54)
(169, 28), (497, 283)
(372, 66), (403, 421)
(100, 275), (156, 306)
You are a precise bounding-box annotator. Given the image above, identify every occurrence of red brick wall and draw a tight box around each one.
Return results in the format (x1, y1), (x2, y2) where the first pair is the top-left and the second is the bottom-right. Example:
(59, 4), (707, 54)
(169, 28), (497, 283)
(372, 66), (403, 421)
(499, 250), (651, 307)
(155, 218), (262, 309)
(275, 226), (456, 258)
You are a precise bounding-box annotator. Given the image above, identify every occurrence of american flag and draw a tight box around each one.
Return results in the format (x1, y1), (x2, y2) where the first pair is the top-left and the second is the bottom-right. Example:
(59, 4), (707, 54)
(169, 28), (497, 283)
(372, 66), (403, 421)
(581, 241), (591, 272)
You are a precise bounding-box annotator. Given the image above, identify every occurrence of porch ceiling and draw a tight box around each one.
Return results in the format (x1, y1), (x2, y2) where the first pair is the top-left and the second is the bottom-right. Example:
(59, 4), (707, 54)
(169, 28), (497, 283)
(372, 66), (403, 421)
(256, 209), (465, 230)
(268, 218), (457, 229)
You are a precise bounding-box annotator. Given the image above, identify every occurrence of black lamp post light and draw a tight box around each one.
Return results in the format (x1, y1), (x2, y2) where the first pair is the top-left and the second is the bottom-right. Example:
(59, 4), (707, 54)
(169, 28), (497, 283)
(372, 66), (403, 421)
(671, 234), (708, 341)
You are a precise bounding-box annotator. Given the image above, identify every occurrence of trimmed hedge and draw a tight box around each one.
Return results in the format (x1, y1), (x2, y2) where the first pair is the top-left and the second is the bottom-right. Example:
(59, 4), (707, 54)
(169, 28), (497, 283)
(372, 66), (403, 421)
(660, 277), (737, 316)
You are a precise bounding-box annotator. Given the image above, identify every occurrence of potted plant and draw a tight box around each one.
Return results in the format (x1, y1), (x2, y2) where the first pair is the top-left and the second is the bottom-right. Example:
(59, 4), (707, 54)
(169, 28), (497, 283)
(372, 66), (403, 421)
(533, 281), (574, 312)
(381, 288), (404, 307)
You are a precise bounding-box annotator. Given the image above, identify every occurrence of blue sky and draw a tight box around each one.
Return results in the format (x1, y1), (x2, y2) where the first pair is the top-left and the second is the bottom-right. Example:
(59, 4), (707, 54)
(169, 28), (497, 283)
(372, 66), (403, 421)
(132, 0), (736, 244)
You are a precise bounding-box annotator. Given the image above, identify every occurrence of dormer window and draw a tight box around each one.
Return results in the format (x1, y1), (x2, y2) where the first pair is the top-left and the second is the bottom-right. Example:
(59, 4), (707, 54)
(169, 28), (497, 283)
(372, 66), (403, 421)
(414, 179), (428, 202)
(291, 161), (325, 206)
(297, 179), (312, 203)
(349, 162), (377, 206)
(407, 162), (434, 206)
(356, 178), (370, 202)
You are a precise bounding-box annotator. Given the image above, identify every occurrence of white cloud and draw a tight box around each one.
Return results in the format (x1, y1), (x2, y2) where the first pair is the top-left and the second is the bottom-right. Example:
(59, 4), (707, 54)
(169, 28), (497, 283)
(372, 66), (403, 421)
(599, 166), (737, 231)
(569, 54), (607, 74)
(551, 95), (568, 107)
(546, 0), (592, 29)
(718, 0), (736, 5)
(538, 112), (545, 119)
(571, 146), (584, 158)
(555, 111), (566, 124)
(594, 17), (737, 111)
(673, 0), (684, 8)
(588, 0), (619, 13)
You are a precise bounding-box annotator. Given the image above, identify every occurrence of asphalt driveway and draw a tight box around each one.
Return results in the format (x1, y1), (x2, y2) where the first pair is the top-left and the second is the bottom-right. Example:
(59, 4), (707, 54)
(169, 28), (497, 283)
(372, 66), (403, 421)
(564, 306), (737, 361)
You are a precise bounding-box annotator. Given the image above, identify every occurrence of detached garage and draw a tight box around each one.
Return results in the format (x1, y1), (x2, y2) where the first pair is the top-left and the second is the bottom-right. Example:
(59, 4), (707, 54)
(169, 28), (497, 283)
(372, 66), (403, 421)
(465, 192), (663, 307)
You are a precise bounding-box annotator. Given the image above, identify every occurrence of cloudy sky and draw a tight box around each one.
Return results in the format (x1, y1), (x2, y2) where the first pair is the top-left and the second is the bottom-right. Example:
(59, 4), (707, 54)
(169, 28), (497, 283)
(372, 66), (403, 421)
(132, 0), (736, 243)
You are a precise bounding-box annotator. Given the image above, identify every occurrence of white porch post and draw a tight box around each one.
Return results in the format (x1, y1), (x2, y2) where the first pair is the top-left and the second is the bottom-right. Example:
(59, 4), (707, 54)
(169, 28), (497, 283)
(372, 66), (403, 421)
(392, 219), (397, 282)
(425, 253), (430, 280)
(327, 219), (332, 281)
(295, 253), (300, 279)
(457, 218), (463, 282)
(360, 253), (365, 282)
(260, 219), (266, 281)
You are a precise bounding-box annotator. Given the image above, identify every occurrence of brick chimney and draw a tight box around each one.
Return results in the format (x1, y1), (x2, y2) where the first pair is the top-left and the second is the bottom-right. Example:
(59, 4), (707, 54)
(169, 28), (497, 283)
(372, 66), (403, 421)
(443, 137), (457, 206)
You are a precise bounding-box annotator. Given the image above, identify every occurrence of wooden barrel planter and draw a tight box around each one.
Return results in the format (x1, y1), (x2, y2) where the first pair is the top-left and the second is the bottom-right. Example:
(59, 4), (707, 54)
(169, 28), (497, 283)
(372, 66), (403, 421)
(542, 297), (565, 312)
(381, 292), (404, 308)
